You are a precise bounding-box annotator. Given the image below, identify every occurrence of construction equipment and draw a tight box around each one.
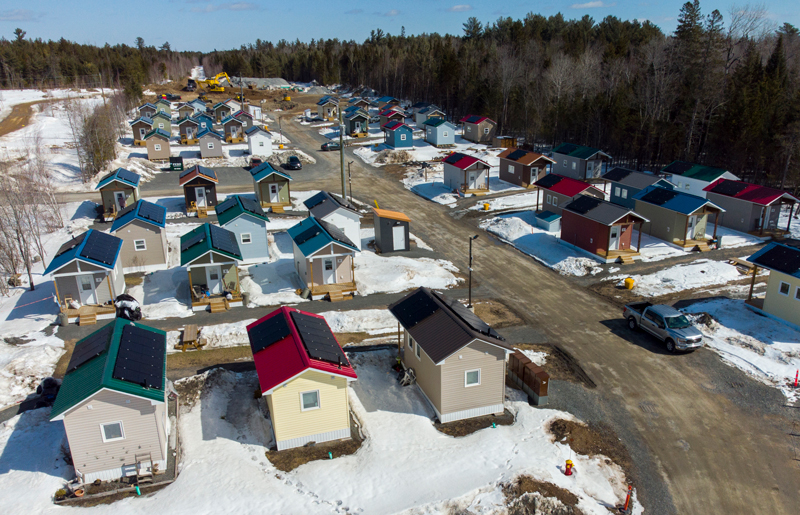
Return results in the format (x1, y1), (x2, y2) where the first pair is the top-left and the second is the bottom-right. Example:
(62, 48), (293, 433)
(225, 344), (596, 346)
(283, 94), (291, 102)
(196, 93), (209, 103)
(197, 72), (230, 93)
(185, 78), (197, 92)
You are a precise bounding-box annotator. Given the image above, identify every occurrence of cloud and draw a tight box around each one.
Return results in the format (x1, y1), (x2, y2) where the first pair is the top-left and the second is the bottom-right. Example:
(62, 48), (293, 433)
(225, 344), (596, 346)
(447, 4), (473, 12)
(382, 9), (400, 17)
(190, 2), (259, 13)
(345, 9), (363, 14)
(570, 1), (615, 8)
(0, 9), (42, 21)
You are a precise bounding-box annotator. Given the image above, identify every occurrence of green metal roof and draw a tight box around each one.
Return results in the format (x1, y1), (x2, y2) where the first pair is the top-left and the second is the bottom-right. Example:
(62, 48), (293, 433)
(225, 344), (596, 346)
(553, 142), (609, 160)
(180, 223), (242, 266)
(50, 318), (167, 420)
(661, 160), (732, 182)
(216, 195), (270, 226)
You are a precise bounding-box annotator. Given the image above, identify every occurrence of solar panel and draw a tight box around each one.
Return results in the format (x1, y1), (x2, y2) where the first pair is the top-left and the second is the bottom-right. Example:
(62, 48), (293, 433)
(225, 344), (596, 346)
(79, 231), (119, 266)
(116, 168), (139, 185)
(137, 201), (165, 225)
(290, 311), (349, 366)
(181, 230), (206, 252)
(663, 161), (693, 175)
(56, 233), (87, 258)
(209, 224), (240, 256)
(640, 187), (679, 206)
(710, 180), (749, 197)
(112, 324), (165, 390)
(319, 219), (356, 248)
(566, 195), (603, 214)
(603, 167), (633, 182)
(556, 143), (579, 155)
(433, 291), (505, 341)
(466, 115), (482, 123)
(295, 225), (321, 245)
(179, 166), (196, 179)
(240, 196), (266, 217)
(304, 191), (327, 210)
(507, 149), (528, 161)
(752, 246), (800, 275)
(444, 153), (463, 165)
(535, 174), (563, 189)
(248, 313), (292, 354)
(216, 197), (238, 215)
(66, 323), (114, 372)
(392, 289), (440, 329)
(115, 202), (138, 220)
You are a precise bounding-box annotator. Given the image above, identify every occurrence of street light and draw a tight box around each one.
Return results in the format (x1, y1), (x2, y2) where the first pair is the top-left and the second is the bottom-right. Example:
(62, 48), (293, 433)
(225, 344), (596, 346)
(468, 235), (479, 309)
(348, 161), (354, 203)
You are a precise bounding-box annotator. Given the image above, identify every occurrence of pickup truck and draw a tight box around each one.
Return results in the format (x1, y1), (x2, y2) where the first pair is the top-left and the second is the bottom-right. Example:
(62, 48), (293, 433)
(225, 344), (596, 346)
(623, 302), (704, 353)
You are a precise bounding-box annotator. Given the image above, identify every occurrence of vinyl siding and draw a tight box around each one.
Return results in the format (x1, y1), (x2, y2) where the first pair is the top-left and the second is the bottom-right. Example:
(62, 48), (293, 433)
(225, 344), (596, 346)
(762, 272), (800, 324)
(257, 178), (290, 205)
(706, 193), (765, 233)
(55, 275), (80, 303)
(112, 259), (125, 297)
(267, 371), (350, 443)
(401, 330), (442, 411)
(462, 121), (496, 143)
(131, 122), (151, 142)
(146, 138), (170, 160)
(114, 220), (168, 270)
(100, 187), (137, 212)
(322, 210), (362, 250)
(608, 183), (638, 209)
(440, 340), (506, 416)
(222, 214), (269, 263)
(310, 254), (353, 286)
(293, 242), (309, 283)
(199, 136), (224, 158)
(552, 154), (603, 180)
(94, 274), (112, 304)
(62, 389), (166, 478)
(248, 134), (273, 157)
(635, 201), (685, 243)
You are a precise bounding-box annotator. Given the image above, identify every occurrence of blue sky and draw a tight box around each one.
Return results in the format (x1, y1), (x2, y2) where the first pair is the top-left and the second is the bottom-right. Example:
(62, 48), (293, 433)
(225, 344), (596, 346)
(0, 1), (796, 52)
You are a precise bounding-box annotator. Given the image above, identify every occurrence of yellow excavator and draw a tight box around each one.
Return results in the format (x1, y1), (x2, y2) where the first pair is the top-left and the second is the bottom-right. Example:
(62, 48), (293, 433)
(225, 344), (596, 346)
(198, 72), (230, 93)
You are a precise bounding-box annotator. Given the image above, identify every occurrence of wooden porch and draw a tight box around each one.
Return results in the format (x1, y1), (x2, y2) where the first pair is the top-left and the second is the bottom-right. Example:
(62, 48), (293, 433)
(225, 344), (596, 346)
(180, 137), (199, 145)
(672, 238), (713, 251)
(748, 228), (789, 239)
(309, 281), (357, 302)
(63, 304), (116, 325)
(188, 268), (242, 312)
(225, 135), (244, 144)
(597, 248), (641, 264)
(133, 140), (146, 147)
(460, 183), (490, 195)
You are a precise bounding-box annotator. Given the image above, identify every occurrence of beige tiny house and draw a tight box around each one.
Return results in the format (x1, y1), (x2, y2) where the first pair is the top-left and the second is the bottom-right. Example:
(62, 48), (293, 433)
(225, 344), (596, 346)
(144, 129), (171, 161)
(288, 217), (359, 300)
(110, 200), (169, 273)
(747, 243), (800, 329)
(460, 115), (497, 144)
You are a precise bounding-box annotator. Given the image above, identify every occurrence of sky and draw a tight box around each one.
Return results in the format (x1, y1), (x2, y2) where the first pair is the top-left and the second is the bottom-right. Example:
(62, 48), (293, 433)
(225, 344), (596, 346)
(0, 0), (797, 52)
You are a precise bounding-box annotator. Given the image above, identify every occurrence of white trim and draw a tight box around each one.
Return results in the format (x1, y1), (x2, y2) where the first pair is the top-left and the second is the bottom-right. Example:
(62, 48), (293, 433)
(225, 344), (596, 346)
(49, 259), (114, 276)
(183, 253), (237, 268)
(465, 369), (481, 387)
(100, 421), (125, 443)
(434, 337), (512, 366)
(240, 233), (252, 245)
(300, 390), (320, 411)
(52, 387), (165, 421)
(98, 179), (137, 191)
(779, 281), (791, 296)
(133, 239), (147, 251)
(275, 427), (350, 451)
(305, 247), (357, 259)
(439, 403), (505, 423)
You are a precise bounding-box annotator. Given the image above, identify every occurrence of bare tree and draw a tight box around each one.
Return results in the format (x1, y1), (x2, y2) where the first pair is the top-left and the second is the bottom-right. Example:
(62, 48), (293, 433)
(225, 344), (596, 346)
(725, 3), (772, 73)
(494, 46), (522, 133)
(545, 52), (576, 144)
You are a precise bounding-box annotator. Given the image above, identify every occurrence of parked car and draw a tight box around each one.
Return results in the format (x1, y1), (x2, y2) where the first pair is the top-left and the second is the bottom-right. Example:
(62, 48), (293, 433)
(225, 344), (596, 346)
(623, 302), (704, 353)
(285, 155), (302, 170)
(164, 93), (181, 101)
(321, 141), (341, 151)
(249, 156), (263, 169)
(370, 116), (380, 123)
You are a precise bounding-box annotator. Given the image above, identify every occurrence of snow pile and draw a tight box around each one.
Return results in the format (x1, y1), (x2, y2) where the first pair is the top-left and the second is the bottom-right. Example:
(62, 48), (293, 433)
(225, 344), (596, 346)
(167, 319), (257, 354)
(267, 148), (315, 167)
(779, 204), (800, 239)
(468, 191), (542, 212)
(355, 251), (461, 295)
(681, 299), (800, 402)
(239, 233), (307, 307)
(290, 190), (321, 212)
(713, 226), (765, 249)
(127, 268), (195, 320)
(481, 213), (603, 277)
(611, 259), (745, 297)
(0, 331), (64, 408)
(630, 230), (687, 262)
(518, 348), (548, 366)
(320, 309), (398, 335)
(401, 165), (459, 206)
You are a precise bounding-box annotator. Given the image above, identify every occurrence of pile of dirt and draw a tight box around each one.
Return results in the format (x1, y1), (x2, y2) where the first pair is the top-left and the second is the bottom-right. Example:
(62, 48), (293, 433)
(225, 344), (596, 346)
(267, 149), (314, 167)
(503, 476), (583, 515)
(548, 419), (633, 475)
(307, 86), (331, 94)
(375, 149), (413, 164)
(472, 299), (525, 328)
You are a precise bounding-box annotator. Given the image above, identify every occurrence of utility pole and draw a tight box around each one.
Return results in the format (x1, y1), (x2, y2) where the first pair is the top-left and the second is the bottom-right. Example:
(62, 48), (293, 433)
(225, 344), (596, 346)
(339, 103), (347, 200)
(468, 235), (479, 309)
(348, 161), (354, 203)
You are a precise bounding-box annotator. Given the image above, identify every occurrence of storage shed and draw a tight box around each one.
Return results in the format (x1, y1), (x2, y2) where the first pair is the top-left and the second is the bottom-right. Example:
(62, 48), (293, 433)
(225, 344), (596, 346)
(534, 210), (561, 232)
(246, 126), (273, 157)
(372, 208), (410, 253)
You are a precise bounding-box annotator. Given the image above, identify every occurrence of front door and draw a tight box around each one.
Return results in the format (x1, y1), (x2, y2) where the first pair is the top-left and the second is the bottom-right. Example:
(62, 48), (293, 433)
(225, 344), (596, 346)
(609, 226), (621, 251)
(686, 215), (696, 240)
(139, 128), (146, 139)
(322, 258), (335, 284)
(467, 171), (477, 190)
(586, 161), (595, 179)
(269, 184), (280, 203)
(195, 187), (207, 207)
(77, 275), (96, 305)
(354, 121), (362, 133)
(206, 266), (222, 294)
(114, 191), (126, 211)
(186, 127), (195, 139)
(392, 225), (405, 251)
(530, 167), (538, 185)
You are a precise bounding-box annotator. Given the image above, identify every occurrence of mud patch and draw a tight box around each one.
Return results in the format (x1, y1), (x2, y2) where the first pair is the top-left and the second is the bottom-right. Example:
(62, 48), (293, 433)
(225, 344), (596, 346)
(512, 344), (595, 388)
(265, 414), (364, 472)
(548, 419), (632, 476)
(503, 476), (584, 515)
(434, 409), (515, 437)
(472, 299), (525, 329)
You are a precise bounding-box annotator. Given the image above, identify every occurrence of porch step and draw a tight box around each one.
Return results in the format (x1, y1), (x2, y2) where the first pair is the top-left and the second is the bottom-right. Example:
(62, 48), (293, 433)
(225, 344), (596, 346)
(79, 313), (97, 326)
(618, 255), (636, 265)
(327, 291), (353, 303)
(209, 298), (227, 313)
(197, 206), (208, 218)
(696, 242), (711, 252)
(271, 205), (285, 214)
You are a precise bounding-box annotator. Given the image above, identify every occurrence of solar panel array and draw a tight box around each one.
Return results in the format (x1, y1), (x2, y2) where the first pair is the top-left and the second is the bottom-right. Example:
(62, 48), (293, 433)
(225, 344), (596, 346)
(56, 233), (87, 258)
(249, 314), (292, 354)
(209, 224), (240, 256)
(710, 180), (749, 197)
(116, 168), (139, 185)
(603, 167), (634, 183)
(304, 191), (327, 210)
(240, 196), (266, 217)
(66, 323), (114, 372)
(556, 143), (579, 155)
(295, 225), (321, 245)
(444, 153), (463, 165)
(535, 174), (563, 189)
(215, 197), (238, 216)
(663, 161), (693, 175)
(290, 311), (348, 365)
(115, 202), (138, 220)
(79, 231), (119, 266)
(507, 149), (528, 161)
(137, 201), (165, 225)
(181, 230), (206, 252)
(640, 187), (679, 206)
(179, 167), (195, 179)
(465, 115), (482, 124)
(112, 324), (165, 390)
(319, 219), (356, 248)
(566, 195), (603, 215)
(753, 246), (800, 275)
(433, 291), (505, 341)
(392, 289), (440, 329)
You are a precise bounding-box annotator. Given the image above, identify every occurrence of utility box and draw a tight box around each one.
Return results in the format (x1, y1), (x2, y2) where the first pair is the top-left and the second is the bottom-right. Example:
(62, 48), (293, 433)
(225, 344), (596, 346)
(508, 350), (550, 405)
(169, 156), (184, 171)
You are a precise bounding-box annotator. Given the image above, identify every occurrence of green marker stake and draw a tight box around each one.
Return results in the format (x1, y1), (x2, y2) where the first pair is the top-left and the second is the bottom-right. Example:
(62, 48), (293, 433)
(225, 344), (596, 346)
(328, 452), (333, 459)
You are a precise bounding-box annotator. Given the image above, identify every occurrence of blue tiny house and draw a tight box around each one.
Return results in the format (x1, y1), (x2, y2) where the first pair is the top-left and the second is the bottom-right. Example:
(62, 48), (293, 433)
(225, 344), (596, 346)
(216, 195), (271, 264)
(382, 121), (413, 149)
(422, 119), (455, 147)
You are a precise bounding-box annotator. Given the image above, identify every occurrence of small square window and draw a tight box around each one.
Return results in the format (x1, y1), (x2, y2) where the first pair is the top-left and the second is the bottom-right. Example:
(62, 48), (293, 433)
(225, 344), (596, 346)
(466, 126), (472, 132)
(621, 189), (628, 199)
(572, 162), (577, 170)
(563, 160), (567, 167)
(154, 144), (161, 151)
(400, 134), (406, 141)
(465, 369), (481, 387)
(443, 131), (448, 137)
(779, 282), (790, 296)
(484, 127), (490, 134)
(100, 422), (124, 442)
(685, 184), (691, 190)
(614, 187), (621, 197)
(134, 239), (146, 251)
(301, 390), (320, 411)
(408, 336), (414, 349)
(240, 233), (252, 244)
(415, 340), (421, 359)
(208, 142), (214, 149)
(508, 165), (514, 174)
(259, 141), (264, 147)
(158, 123), (164, 129)
(546, 194), (552, 205)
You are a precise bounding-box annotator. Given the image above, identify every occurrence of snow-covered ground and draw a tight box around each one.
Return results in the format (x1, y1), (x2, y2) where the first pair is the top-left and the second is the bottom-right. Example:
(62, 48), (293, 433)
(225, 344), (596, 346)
(779, 204), (800, 239)
(355, 251), (461, 295)
(481, 212), (604, 277)
(609, 259), (753, 297)
(401, 163), (522, 207)
(240, 233), (308, 308)
(468, 191), (541, 212)
(0, 331), (64, 409)
(681, 299), (800, 403)
(354, 134), (501, 167)
(0, 351), (632, 515)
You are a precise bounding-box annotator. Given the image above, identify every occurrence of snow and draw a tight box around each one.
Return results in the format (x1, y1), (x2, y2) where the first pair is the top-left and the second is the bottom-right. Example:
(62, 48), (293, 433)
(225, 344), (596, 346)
(481, 212), (603, 277)
(320, 309), (398, 335)
(290, 190), (321, 212)
(468, 191), (542, 212)
(399, 161), (522, 207)
(0, 88), (105, 124)
(712, 225), (766, 249)
(681, 298), (800, 402)
(610, 259), (747, 297)
(127, 268), (195, 320)
(240, 233), (307, 308)
(630, 230), (688, 262)
(518, 349), (548, 366)
(0, 331), (64, 409)
(355, 251), (462, 296)
(779, 204), (800, 239)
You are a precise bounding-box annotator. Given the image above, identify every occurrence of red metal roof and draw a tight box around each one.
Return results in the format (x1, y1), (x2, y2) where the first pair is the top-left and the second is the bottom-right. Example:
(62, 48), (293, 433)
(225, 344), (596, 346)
(382, 120), (409, 131)
(247, 307), (357, 394)
(442, 152), (490, 170)
(538, 174), (603, 197)
(703, 179), (798, 206)
(459, 115), (495, 124)
(379, 107), (403, 117)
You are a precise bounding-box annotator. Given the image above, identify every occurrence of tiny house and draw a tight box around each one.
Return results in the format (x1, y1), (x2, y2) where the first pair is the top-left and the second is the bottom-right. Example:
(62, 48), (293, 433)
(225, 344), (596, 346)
(246, 126), (273, 157)
(534, 174), (605, 215)
(198, 129), (224, 159)
(95, 168), (141, 219)
(136, 103), (157, 119)
(372, 208), (410, 253)
(661, 161), (739, 198)
(414, 105), (444, 127)
(130, 117), (153, 146)
(221, 115), (245, 143)
(155, 98), (171, 115)
(180, 223), (243, 310)
(213, 101), (233, 122)
(304, 191), (362, 250)
(379, 107), (405, 127)
(317, 96), (339, 120)
(144, 129), (171, 161)
(193, 112), (214, 132)
(150, 111), (172, 134)
(177, 103), (195, 120)
(344, 109), (370, 137)
(422, 118), (455, 147)
(251, 162), (292, 211)
(216, 195), (271, 264)
(110, 199), (169, 273)
(459, 115), (496, 144)
(442, 152), (491, 193)
(703, 179), (798, 236)
(602, 167), (675, 209)
(551, 143), (611, 180)
(382, 121), (413, 149)
(177, 117), (200, 144)
(233, 110), (255, 130)
(747, 243), (800, 328)
(498, 148), (555, 188)
(179, 165), (219, 214)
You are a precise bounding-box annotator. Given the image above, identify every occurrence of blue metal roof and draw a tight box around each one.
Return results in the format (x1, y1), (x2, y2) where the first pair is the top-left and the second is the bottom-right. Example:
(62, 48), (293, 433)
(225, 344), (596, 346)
(96, 168), (140, 190)
(250, 162), (291, 182)
(287, 217), (358, 257)
(220, 115), (243, 125)
(213, 101), (231, 110)
(377, 96), (398, 103)
(245, 125), (271, 136)
(632, 185), (722, 215)
(748, 243), (800, 278)
(139, 103), (156, 109)
(110, 200), (167, 232)
(177, 117), (199, 126)
(197, 128), (224, 139)
(192, 112), (213, 122)
(44, 229), (122, 275)
(128, 116), (153, 127)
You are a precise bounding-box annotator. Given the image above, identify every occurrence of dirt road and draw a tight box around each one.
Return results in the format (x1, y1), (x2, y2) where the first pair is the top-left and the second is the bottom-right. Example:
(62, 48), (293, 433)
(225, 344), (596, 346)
(0, 98), (63, 139)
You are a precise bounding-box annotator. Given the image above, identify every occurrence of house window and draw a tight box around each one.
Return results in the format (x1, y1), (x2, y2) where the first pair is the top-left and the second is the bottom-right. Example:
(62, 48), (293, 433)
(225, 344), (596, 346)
(201, 123), (207, 128)
(240, 233), (252, 244)
(415, 340), (421, 359)
(571, 162), (577, 170)
(443, 131), (448, 137)
(208, 142), (214, 149)
(508, 165), (514, 174)
(466, 126), (472, 132)
(134, 239), (147, 251)
(796, 287), (800, 301)
(400, 134), (406, 141)
(158, 123), (164, 129)
(779, 282), (790, 296)
(563, 160), (567, 167)
(154, 144), (161, 151)
(614, 187), (621, 197)
(300, 390), (320, 411)
(484, 127), (490, 134)
(546, 194), (552, 205)
(465, 369), (481, 387)
(259, 141), (264, 147)
(100, 422), (125, 442)
(685, 184), (691, 190)
(621, 189), (628, 199)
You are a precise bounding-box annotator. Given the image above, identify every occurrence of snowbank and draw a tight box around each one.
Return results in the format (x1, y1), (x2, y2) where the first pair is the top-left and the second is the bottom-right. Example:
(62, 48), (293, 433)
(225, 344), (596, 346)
(0, 331), (64, 409)
(240, 233), (307, 308)
(468, 191), (541, 212)
(355, 251), (462, 295)
(127, 268), (194, 320)
(610, 259), (747, 297)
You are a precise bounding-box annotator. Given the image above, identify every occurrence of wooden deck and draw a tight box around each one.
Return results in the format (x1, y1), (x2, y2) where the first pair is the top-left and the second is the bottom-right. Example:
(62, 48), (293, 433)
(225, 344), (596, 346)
(672, 238), (711, 250)
(191, 293), (243, 311)
(748, 228), (789, 239)
(310, 281), (357, 301)
(63, 304), (116, 325)
(598, 249), (640, 264)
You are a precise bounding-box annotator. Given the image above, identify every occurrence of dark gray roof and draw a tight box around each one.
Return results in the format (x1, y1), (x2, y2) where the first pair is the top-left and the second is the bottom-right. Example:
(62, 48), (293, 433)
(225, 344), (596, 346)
(561, 195), (648, 226)
(388, 287), (511, 363)
(304, 191), (360, 219)
(603, 167), (666, 190)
